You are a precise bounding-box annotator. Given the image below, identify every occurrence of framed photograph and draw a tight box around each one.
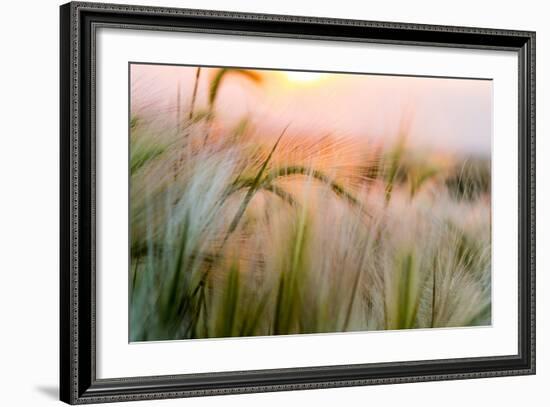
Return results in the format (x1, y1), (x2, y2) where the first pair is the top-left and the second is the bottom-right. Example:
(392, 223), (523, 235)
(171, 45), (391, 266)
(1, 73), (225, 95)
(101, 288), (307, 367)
(60, 1), (536, 404)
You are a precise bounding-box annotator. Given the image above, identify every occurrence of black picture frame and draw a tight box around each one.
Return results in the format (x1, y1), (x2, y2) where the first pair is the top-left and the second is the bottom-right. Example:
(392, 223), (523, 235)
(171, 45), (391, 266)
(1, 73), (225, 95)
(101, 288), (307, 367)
(60, 1), (536, 404)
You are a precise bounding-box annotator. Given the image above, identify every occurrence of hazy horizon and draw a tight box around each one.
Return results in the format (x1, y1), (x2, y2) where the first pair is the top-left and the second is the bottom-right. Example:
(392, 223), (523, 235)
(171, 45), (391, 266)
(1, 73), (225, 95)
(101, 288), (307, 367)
(131, 63), (492, 157)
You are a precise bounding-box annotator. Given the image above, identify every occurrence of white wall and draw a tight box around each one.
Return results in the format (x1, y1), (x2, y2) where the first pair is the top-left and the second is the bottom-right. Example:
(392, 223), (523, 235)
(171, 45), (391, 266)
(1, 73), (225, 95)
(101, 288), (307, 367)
(0, 0), (546, 405)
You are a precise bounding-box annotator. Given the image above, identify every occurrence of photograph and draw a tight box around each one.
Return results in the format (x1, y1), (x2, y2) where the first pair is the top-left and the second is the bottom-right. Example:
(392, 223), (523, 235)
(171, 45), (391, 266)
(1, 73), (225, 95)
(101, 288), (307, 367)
(55, 2), (536, 404)
(129, 63), (493, 342)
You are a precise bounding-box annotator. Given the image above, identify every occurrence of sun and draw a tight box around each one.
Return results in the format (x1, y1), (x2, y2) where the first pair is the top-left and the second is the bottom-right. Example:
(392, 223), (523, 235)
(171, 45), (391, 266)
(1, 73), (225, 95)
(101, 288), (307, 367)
(283, 71), (326, 83)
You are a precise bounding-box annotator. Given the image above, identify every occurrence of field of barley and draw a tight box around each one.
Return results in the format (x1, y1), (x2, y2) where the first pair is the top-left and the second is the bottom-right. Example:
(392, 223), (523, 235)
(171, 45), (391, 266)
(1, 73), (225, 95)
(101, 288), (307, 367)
(129, 65), (491, 341)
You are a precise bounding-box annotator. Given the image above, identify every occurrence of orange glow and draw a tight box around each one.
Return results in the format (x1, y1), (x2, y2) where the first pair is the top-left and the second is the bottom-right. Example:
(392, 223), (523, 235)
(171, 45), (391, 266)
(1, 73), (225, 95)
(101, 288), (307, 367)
(283, 71), (326, 83)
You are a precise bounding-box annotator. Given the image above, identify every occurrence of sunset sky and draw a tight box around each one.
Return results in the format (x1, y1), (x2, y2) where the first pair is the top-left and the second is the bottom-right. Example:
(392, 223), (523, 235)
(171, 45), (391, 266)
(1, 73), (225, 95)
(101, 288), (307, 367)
(130, 64), (492, 157)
